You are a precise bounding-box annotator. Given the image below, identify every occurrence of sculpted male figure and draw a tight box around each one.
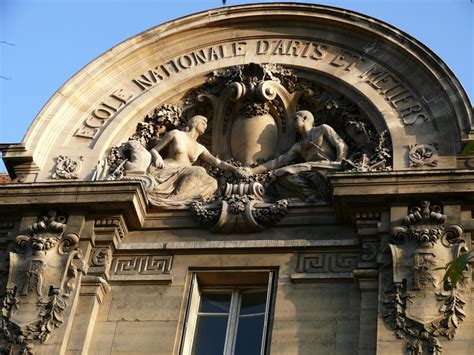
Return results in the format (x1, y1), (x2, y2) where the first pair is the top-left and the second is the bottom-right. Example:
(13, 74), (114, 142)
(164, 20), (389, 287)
(245, 110), (348, 200)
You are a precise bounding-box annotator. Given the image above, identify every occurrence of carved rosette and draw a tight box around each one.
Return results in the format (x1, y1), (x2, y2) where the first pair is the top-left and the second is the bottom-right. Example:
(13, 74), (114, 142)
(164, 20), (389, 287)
(383, 201), (469, 354)
(0, 211), (85, 354)
(191, 182), (288, 233)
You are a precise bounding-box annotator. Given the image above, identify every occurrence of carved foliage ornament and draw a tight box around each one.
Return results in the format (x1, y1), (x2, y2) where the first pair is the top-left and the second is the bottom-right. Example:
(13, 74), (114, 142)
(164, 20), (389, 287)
(383, 201), (469, 354)
(191, 182), (288, 233)
(408, 144), (438, 168)
(0, 211), (85, 354)
(51, 155), (84, 180)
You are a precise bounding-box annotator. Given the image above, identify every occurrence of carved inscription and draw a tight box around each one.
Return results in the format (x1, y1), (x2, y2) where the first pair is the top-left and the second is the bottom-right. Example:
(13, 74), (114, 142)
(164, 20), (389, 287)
(75, 89), (134, 139)
(75, 38), (430, 140)
(110, 255), (173, 276)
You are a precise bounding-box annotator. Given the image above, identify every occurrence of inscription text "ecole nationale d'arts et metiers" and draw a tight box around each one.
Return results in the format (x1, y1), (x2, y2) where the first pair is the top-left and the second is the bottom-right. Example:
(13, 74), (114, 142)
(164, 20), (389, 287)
(75, 39), (428, 140)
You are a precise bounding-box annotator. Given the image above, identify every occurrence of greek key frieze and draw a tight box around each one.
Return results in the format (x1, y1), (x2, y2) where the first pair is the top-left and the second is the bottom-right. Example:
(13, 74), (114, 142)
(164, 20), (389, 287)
(296, 252), (358, 273)
(110, 255), (173, 276)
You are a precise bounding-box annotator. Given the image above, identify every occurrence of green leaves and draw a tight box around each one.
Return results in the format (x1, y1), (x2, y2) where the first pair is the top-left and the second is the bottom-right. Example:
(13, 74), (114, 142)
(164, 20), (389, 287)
(437, 251), (473, 289)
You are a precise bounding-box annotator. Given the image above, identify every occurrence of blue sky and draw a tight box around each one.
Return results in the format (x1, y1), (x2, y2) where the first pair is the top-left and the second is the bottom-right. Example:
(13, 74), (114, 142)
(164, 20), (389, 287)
(1, 0), (473, 172)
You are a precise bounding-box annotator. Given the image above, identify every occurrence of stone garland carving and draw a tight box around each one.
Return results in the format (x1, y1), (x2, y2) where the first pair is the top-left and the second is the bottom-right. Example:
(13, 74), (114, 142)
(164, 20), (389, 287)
(382, 201), (469, 354)
(51, 155), (84, 180)
(408, 144), (438, 168)
(0, 211), (85, 354)
(191, 182), (288, 233)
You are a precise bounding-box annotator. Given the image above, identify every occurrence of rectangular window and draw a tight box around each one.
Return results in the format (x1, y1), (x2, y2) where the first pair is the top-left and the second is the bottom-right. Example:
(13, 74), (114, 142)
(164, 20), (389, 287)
(180, 271), (275, 355)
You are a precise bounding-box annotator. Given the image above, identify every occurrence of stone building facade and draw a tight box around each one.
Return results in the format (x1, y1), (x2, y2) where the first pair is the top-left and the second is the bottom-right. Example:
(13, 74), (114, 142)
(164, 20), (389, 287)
(0, 3), (473, 354)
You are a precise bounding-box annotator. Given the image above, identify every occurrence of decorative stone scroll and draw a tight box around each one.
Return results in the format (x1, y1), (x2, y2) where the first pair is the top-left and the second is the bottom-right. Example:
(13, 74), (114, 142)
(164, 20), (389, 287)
(382, 201), (469, 354)
(0, 211), (85, 354)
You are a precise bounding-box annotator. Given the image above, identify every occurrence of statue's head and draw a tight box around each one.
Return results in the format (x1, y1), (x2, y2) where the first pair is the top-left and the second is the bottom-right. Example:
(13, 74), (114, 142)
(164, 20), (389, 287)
(187, 115), (208, 135)
(294, 110), (314, 131)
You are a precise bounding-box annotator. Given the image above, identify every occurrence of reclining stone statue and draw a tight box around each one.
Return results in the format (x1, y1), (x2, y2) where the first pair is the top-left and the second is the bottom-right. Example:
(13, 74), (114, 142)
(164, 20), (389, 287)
(243, 110), (348, 201)
(124, 115), (242, 206)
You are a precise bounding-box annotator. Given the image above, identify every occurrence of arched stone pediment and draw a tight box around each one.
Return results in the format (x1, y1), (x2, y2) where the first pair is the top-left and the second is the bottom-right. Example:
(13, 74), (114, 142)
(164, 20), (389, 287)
(4, 3), (472, 183)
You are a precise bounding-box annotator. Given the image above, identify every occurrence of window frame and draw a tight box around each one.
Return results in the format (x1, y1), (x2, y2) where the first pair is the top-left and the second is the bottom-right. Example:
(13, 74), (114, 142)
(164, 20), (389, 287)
(180, 270), (276, 355)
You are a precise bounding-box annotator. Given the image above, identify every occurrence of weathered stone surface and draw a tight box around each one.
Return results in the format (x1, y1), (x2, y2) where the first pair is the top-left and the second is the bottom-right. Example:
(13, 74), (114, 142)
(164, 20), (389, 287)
(111, 321), (176, 354)
(270, 319), (337, 354)
(108, 285), (183, 322)
(274, 283), (357, 321)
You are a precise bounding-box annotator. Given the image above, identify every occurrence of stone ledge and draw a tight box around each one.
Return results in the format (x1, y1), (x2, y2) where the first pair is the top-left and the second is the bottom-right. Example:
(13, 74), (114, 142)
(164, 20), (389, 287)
(290, 272), (354, 283)
(117, 239), (359, 251)
(109, 274), (173, 285)
(0, 181), (147, 229)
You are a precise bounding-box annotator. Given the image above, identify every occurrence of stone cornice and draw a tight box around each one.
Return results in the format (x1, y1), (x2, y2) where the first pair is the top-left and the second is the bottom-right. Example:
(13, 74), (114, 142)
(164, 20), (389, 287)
(0, 181), (147, 229)
(329, 169), (474, 222)
(330, 169), (474, 197)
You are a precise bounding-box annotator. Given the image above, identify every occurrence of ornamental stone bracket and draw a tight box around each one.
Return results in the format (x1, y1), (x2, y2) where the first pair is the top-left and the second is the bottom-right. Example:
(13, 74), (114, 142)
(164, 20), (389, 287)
(381, 201), (470, 354)
(85, 216), (129, 290)
(191, 182), (288, 233)
(93, 216), (127, 250)
(0, 211), (86, 354)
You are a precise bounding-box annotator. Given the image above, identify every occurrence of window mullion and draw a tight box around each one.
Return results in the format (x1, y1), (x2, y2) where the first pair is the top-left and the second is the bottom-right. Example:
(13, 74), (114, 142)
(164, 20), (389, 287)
(260, 271), (274, 355)
(180, 273), (200, 355)
(224, 289), (240, 355)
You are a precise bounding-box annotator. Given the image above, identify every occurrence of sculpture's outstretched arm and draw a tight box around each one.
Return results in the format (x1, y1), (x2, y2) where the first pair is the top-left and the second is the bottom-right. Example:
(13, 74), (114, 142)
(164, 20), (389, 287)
(250, 143), (301, 174)
(199, 147), (241, 175)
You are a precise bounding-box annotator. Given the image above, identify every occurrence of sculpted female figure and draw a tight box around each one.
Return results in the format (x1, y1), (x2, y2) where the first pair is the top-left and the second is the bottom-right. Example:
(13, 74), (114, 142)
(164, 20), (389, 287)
(146, 115), (240, 206)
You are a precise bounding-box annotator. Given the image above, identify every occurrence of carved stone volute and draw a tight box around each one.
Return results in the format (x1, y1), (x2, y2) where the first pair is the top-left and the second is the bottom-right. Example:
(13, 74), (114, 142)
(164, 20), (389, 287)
(1, 211), (85, 354)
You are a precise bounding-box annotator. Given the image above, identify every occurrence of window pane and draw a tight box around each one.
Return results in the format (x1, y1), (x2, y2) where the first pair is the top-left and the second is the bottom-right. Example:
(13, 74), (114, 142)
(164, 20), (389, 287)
(239, 290), (267, 315)
(192, 315), (229, 355)
(199, 292), (232, 313)
(234, 314), (265, 355)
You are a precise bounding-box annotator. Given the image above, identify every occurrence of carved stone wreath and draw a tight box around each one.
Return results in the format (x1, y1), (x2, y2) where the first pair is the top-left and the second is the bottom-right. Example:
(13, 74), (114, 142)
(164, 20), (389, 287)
(383, 201), (469, 354)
